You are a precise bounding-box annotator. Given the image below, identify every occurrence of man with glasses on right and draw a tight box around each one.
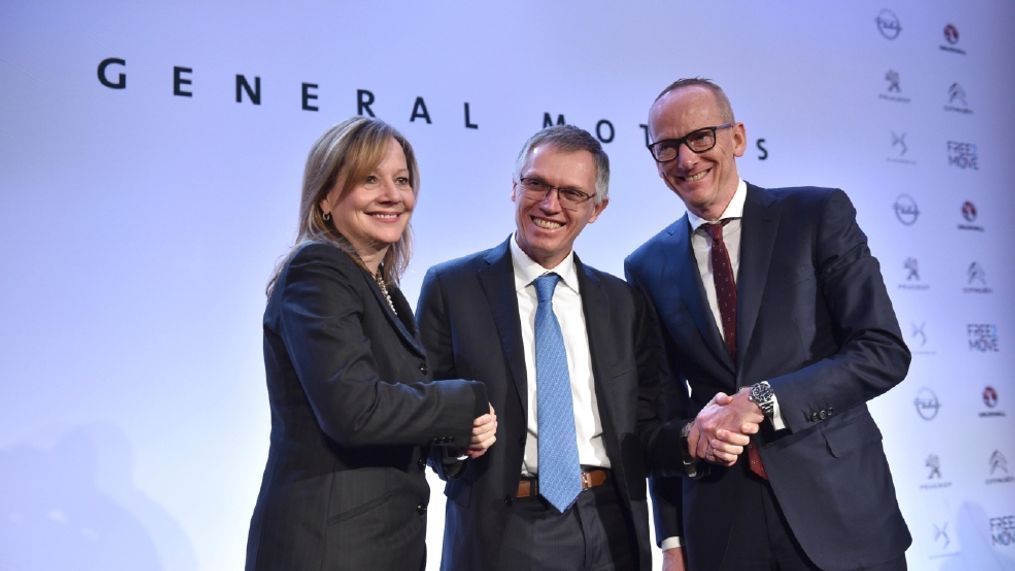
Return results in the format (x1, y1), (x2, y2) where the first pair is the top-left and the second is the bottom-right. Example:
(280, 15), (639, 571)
(626, 78), (912, 570)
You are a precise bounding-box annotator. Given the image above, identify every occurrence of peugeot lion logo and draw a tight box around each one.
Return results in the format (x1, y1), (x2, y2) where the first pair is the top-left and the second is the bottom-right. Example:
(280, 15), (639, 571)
(886, 70), (901, 92)
(904, 258), (919, 281)
(926, 454), (942, 479)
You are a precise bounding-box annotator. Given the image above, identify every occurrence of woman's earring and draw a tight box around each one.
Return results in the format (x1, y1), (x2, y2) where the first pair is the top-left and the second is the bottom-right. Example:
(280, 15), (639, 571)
(322, 210), (332, 221)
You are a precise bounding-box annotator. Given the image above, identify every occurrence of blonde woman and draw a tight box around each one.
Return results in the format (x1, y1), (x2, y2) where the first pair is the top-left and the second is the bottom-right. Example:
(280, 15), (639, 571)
(246, 117), (496, 571)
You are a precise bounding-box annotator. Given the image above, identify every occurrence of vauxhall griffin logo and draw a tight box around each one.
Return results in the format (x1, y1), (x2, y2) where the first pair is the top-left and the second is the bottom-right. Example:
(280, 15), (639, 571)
(984, 386), (998, 408)
(962, 201), (978, 222)
(893, 194), (919, 225)
(941, 24), (967, 55)
(958, 201), (984, 232)
(980, 386), (1005, 418)
(876, 9), (902, 39)
(944, 24), (959, 44)
(915, 387), (940, 420)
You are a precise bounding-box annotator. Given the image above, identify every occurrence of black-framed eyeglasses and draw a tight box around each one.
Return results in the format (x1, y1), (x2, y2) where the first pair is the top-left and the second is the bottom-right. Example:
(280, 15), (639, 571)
(517, 177), (595, 207)
(647, 123), (734, 162)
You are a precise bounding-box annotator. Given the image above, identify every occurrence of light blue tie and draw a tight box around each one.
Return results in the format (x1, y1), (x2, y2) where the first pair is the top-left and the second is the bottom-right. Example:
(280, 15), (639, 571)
(533, 273), (582, 513)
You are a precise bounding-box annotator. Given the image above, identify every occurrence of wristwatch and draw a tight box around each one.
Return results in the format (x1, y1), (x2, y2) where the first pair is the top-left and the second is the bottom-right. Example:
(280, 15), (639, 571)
(748, 381), (776, 419)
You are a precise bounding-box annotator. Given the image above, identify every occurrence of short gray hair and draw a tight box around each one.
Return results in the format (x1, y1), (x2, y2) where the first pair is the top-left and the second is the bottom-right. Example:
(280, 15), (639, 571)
(512, 124), (610, 204)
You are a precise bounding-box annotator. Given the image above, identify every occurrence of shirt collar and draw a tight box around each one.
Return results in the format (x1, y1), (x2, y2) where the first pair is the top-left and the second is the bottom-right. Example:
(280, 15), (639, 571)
(687, 178), (747, 232)
(509, 233), (580, 294)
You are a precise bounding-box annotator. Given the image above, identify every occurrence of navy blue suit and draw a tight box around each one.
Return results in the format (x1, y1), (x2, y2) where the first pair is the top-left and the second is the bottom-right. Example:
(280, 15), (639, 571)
(417, 239), (682, 571)
(246, 243), (486, 571)
(625, 184), (911, 571)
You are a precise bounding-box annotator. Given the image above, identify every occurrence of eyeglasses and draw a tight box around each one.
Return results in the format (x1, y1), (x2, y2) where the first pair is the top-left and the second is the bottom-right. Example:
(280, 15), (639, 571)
(647, 123), (734, 162)
(517, 177), (595, 207)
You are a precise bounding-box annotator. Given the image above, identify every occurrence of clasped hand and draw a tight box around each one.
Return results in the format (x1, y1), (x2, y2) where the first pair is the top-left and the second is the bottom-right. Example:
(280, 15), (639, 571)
(466, 404), (498, 459)
(687, 388), (763, 466)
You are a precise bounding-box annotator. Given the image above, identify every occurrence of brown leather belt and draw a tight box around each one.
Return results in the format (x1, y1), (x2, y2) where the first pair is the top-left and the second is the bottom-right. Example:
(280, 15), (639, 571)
(516, 468), (610, 498)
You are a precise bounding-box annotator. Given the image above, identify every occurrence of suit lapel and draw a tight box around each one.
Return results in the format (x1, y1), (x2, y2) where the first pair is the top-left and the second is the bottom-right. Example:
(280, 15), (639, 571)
(736, 183), (780, 379)
(478, 239), (529, 417)
(663, 215), (735, 372)
(576, 256), (629, 481)
(363, 272), (426, 357)
(575, 256), (614, 416)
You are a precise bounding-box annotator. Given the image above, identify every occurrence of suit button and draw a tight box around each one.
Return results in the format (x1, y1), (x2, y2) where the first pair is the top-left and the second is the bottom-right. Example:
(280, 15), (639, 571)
(828, 406), (835, 416)
(417, 458), (426, 471)
(419, 363), (428, 375)
(809, 412), (819, 422)
(416, 503), (427, 515)
(818, 409), (828, 420)
(504, 496), (513, 506)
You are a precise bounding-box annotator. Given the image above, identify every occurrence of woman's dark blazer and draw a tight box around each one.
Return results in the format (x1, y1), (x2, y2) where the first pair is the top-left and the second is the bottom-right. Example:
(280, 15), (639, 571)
(246, 242), (487, 571)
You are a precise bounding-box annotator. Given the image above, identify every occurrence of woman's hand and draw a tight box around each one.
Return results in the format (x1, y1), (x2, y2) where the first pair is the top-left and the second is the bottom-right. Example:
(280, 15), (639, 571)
(467, 404), (498, 459)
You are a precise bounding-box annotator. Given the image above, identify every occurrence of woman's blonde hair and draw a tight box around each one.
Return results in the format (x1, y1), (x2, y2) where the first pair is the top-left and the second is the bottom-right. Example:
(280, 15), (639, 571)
(268, 117), (419, 295)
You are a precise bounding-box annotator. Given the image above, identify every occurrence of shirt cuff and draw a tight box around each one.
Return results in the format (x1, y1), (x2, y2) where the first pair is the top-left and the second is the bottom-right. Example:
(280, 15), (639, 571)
(660, 536), (683, 550)
(770, 394), (787, 431)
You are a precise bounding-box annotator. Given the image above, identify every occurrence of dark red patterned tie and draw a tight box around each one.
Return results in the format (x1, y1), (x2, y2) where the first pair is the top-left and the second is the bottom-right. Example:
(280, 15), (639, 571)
(704, 222), (768, 480)
(704, 222), (737, 360)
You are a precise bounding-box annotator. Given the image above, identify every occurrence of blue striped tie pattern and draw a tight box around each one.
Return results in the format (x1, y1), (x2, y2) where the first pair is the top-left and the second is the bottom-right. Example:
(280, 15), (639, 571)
(533, 273), (582, 512)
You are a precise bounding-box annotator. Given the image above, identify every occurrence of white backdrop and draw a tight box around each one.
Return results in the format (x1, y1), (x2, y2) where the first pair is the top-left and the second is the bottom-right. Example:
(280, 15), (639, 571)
(2, 1), (1014, 569)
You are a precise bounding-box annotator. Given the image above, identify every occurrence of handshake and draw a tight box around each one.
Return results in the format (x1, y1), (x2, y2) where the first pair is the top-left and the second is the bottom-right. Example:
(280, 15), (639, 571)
(685, 387), (766, 467)
(460, 404), (498, 460)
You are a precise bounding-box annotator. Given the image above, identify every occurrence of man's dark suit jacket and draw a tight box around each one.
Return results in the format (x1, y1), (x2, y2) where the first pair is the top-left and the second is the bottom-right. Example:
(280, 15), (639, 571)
(416, 238), (681, 571)
(625, 184), (912, 571)
(246, 242), (486, 571)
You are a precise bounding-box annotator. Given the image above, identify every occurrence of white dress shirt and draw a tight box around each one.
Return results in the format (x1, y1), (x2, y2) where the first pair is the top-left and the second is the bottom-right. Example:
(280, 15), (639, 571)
(509, 236), (610, 476)
(686, 179), (785, 430)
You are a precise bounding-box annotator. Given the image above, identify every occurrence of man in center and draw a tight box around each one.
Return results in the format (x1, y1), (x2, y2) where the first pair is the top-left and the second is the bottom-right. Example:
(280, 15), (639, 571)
(417, 125), (684, 570)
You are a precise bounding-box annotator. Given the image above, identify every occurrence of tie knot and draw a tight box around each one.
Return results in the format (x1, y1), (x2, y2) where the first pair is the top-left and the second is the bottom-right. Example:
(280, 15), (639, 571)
(533, 273), (560, 303)
(704, 221), (725, 241)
